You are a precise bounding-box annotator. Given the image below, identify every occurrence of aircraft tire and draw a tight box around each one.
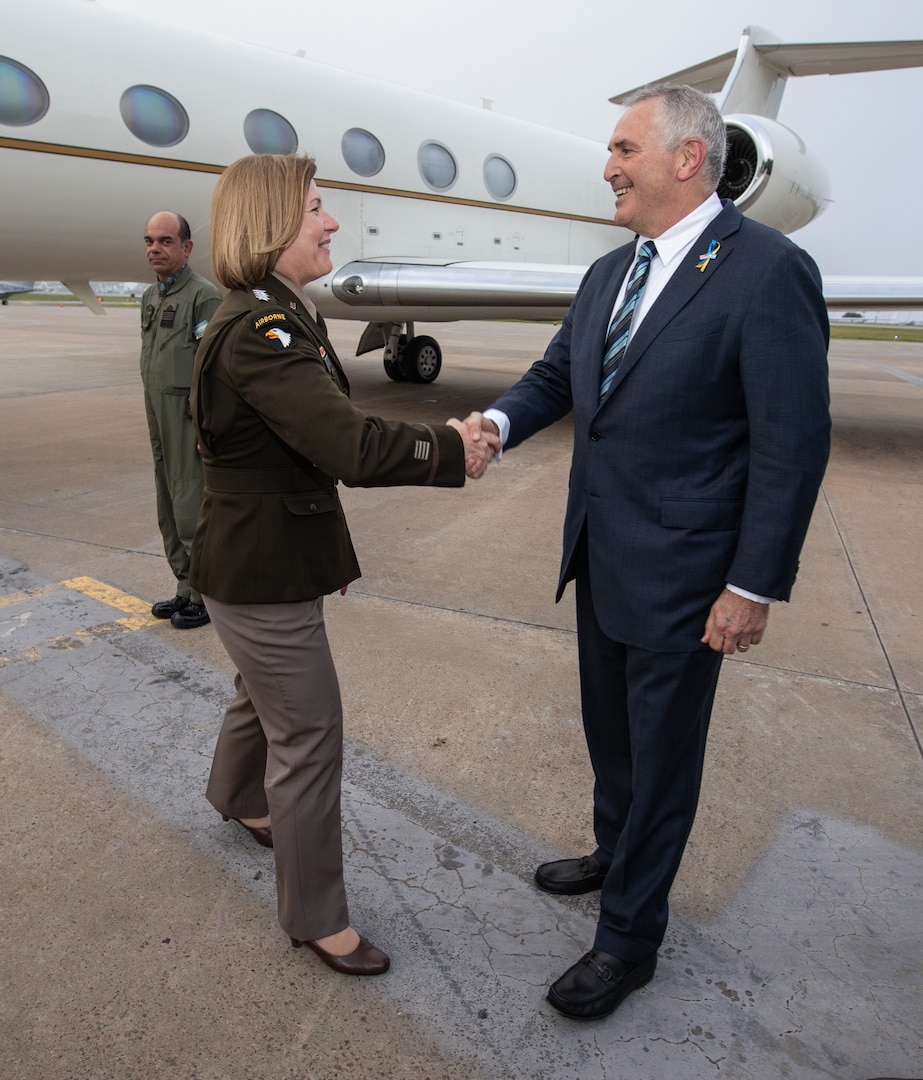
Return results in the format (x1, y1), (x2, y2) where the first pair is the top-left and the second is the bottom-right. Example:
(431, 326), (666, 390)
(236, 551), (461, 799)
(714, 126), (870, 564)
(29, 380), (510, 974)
(384, 356), (408, 381)
(400, 335), (442, 383)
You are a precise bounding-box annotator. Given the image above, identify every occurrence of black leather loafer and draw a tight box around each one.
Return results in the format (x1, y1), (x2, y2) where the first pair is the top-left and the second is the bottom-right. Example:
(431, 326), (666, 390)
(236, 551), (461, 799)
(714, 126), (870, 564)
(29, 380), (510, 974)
(292, 935), (390, 976)
(171, 602), (209, 629)
(535, 855), (607, 895)
(547, 949), (656, 1019)
(151, 595), (189, 619)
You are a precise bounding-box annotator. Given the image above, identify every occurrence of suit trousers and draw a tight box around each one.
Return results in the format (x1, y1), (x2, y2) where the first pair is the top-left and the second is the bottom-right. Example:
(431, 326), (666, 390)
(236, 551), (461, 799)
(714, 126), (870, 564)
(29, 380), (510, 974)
(203, 594), (349, 942)
(575, 557), (723, 963)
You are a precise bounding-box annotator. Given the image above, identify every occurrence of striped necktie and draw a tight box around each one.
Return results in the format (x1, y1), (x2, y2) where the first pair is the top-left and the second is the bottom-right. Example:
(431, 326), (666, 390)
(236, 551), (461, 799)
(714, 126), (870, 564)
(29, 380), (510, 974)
(599, 241), (656, 400)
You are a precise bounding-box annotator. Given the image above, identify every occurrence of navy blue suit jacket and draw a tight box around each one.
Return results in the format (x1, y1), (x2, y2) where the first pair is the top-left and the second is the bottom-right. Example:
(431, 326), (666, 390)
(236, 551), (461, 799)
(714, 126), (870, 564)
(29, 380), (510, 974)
(491, 201), (831, 651)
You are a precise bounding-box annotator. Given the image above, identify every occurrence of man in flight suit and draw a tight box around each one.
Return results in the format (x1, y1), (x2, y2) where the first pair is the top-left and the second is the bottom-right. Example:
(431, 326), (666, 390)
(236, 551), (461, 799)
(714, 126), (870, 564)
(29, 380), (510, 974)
(140, 211), (222, 628)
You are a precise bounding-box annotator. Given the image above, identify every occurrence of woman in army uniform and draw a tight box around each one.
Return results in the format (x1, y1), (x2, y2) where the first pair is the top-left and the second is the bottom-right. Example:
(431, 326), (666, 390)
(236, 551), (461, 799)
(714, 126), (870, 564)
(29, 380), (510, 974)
(190, 154), (495, 976)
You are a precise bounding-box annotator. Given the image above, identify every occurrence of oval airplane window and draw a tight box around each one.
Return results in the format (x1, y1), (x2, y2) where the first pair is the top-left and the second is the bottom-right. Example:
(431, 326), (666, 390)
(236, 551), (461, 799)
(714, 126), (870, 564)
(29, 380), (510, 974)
(244, 109), (298, 154)
(0, 57), (50, 126)
(484, 155), (516, 200)
(419, 141), (457, 191)
(120, 85), (189, 147)
(341, 128), (385, 177)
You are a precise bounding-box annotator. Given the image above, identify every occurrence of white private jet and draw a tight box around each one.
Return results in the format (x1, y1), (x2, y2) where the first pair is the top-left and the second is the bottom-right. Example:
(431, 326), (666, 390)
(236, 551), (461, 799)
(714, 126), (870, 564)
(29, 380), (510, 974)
(2, 1), (922, 381)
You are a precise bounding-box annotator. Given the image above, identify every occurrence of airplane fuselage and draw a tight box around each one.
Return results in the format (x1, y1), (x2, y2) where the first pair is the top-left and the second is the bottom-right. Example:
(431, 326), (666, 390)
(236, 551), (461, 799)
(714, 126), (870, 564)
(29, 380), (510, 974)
(2, 0), (620, 322)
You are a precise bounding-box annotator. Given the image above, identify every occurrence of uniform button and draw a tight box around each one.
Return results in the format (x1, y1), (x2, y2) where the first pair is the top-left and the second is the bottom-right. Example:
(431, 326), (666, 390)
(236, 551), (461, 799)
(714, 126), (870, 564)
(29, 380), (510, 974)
(590, 431), (602, 442)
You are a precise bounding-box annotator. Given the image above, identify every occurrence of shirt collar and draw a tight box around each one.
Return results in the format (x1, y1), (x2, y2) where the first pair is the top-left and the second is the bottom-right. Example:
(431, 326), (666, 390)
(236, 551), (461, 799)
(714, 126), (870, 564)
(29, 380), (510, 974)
(271, 270), (318, 320)
(156, 263), (189, 295)
(636, 192), (723, 268)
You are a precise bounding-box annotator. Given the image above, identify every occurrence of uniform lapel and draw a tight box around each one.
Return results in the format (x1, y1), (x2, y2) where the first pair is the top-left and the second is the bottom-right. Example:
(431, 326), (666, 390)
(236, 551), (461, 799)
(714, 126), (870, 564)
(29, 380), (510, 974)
(263, 275), (351, 394)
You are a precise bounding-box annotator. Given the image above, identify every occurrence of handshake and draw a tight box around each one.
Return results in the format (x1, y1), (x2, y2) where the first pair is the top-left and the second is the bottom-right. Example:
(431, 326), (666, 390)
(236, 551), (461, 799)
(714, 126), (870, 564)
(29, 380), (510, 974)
(446, 412), (501, 480)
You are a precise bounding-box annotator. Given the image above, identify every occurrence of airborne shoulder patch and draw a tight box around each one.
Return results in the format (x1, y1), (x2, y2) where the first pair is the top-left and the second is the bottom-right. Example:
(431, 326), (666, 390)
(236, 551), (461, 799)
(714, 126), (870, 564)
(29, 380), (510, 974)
(251, 311), (297, 352)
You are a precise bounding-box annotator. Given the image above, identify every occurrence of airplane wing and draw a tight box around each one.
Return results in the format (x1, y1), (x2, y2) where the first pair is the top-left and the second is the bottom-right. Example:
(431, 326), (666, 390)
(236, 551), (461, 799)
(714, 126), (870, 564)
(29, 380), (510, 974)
(333, 260), (923, 324)
(821, 277), (923, 311)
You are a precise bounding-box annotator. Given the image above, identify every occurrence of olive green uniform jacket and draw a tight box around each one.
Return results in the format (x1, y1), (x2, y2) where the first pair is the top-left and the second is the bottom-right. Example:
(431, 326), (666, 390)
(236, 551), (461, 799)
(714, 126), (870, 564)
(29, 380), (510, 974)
(189, 274), (465, 603)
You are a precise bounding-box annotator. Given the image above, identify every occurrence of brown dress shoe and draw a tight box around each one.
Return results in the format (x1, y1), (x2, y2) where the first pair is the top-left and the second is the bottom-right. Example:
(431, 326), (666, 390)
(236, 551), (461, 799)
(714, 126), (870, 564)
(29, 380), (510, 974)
(222, 815), (273, 848)
(292, 935), (390, 975)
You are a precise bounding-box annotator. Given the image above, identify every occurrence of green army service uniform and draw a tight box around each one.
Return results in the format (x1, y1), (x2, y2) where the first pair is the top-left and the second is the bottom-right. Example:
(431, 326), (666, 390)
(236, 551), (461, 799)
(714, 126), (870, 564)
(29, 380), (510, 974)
(140, 266), (221, 604)
(190, 273), (465, 944)
(190, 273), (464, 602)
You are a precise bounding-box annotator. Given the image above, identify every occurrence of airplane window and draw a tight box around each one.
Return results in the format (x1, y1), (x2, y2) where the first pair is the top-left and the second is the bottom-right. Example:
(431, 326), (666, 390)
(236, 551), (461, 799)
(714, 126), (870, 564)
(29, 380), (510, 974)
(419, 141), (457, 191)
(0, 57), (49, 126)
(244, 109), (298, 154)
(120, 85), (189, 147)
(341, 128), (385, 177)
(484, 155), (517, 200)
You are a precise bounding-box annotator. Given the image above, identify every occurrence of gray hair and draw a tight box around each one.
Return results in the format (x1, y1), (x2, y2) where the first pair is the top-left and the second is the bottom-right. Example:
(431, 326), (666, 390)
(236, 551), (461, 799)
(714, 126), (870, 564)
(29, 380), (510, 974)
(622, 83), (728, 190)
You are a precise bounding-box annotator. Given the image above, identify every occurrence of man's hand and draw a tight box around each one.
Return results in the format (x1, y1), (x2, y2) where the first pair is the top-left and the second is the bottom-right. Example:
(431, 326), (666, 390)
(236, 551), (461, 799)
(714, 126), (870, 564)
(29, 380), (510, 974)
(447, 415), (501, 479)
(701, 589), (769, 655)
(459, 411), (500, 443)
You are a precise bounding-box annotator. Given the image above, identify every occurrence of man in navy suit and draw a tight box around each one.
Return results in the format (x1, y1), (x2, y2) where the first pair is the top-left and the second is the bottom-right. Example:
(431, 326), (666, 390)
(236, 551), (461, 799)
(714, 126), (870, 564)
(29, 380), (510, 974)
(464, 84), (830, 1019)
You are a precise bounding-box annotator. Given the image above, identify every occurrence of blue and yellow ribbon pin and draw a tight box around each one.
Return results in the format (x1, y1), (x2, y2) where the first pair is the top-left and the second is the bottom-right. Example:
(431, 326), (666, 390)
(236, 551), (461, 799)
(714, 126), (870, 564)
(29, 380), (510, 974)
(695, 239), (720, 272)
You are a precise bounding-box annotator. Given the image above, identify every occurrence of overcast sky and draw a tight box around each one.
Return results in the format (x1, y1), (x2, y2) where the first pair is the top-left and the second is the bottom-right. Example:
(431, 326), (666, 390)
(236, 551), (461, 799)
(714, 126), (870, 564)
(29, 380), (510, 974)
(103, 0), (922, 276)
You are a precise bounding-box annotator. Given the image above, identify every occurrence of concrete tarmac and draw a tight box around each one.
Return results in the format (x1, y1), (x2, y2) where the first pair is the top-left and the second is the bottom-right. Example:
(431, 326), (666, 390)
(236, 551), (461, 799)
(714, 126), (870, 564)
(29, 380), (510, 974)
(1, 304), (921, 1080)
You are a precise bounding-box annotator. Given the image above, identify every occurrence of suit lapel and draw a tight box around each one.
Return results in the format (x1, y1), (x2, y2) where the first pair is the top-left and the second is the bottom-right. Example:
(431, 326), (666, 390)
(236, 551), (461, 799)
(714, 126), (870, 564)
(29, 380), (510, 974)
(595, 203), (743, 406)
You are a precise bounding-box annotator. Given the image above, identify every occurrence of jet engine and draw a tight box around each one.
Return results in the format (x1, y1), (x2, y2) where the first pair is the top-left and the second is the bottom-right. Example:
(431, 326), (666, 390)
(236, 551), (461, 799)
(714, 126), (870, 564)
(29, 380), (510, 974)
(718, 115), (832, 235)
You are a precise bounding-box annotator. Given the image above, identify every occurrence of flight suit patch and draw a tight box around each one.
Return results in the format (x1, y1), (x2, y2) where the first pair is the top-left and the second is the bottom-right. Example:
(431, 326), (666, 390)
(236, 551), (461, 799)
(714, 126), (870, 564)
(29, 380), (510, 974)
(160, 304), (177, 329)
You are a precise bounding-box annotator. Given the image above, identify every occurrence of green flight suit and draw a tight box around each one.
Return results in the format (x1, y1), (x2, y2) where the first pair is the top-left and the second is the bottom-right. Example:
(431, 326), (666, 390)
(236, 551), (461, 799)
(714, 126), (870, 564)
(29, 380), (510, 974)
(140, 266), (222, 603)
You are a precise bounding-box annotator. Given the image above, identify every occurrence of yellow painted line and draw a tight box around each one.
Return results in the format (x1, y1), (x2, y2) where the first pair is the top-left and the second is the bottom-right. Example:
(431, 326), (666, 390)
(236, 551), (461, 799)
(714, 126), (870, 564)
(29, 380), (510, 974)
(0, 644), (40, 668)
(0, 584), (56, 609)
(62, 576), (158, 628)
(0, 578), (159, 667)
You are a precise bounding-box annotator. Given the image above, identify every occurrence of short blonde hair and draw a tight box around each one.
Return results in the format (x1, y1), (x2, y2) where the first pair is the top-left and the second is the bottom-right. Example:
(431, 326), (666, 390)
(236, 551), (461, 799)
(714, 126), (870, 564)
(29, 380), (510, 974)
(210, 154), (317, 289)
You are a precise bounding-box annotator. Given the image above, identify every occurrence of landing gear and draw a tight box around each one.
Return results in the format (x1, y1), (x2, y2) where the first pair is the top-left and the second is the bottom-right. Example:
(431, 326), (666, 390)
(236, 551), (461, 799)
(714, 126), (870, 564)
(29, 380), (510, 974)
(380, 323), (442, 383)
(383, 354), (408, 381)
(383, 333), (409, 382)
